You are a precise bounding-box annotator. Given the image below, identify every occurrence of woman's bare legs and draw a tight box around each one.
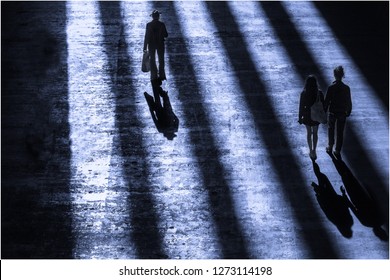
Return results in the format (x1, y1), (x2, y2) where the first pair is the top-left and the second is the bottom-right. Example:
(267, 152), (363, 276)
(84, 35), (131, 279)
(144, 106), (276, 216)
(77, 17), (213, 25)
(305, 125), (313, 154)
(306, 125), (319, 160)
(312, 125), (319, 159)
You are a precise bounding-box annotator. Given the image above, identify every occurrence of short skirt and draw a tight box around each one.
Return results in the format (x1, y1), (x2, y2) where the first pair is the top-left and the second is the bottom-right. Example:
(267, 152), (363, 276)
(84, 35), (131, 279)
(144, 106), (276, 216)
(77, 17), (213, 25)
(301, 109), (320, 126)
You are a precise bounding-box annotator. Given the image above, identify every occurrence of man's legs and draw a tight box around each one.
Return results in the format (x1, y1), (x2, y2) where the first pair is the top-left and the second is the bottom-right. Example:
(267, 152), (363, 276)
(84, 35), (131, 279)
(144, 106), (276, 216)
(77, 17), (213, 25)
(335, 115), (346, 153)
(157, 47), (166, 80)
(327, 113), (336, 152)
(149, 48), (158, 80)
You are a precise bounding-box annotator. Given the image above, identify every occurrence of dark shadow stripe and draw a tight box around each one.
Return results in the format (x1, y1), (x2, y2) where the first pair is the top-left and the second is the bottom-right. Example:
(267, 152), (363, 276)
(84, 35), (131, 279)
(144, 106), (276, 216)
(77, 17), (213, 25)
(259, 1), (389, 228)
(314, 1), (389, 110)
(98, 2), (166, 259)
(1, 1), (73, 258)
(328, 153), (387, 237)
(206, 1), (338, 258)
(152, 1), (249, 259)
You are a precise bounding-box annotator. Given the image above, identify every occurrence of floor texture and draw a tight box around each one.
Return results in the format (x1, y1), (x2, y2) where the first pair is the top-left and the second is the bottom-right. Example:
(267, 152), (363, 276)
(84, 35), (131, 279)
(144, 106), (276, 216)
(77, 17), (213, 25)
(1, 1), (389, 259)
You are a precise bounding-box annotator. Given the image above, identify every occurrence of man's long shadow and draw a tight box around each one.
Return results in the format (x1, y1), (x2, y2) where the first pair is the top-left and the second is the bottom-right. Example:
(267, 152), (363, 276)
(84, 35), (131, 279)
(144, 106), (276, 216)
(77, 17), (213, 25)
(328, 152), (389, 241)
(311, 160), (354, 238)
(144, 80), (179, 140)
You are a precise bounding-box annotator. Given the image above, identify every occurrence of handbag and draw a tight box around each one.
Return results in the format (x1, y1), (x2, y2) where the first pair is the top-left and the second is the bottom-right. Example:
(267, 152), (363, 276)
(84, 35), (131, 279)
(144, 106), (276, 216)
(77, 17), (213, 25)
(141, 50), (150, 72)
(311, 92), (327, 124)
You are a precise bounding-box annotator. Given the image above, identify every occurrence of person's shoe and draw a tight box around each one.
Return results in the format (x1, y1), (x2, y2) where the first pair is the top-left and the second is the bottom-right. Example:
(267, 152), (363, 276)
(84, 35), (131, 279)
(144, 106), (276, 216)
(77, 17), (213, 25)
(309, 150), (317, 161)
(160, 90), (168, 98)
(333, 150), (341, 159)
(152, 77), (162, 86)
(144, 92), (155, 110)
(159, 72), (167, 81)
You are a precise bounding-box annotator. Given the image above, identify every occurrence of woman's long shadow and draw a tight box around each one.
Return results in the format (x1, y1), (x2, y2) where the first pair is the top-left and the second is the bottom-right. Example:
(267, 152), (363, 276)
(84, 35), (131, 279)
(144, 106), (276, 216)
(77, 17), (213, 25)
(311, 160), (354, 238)
(327, 152), (389, 241)
(144, 80), (179, 140)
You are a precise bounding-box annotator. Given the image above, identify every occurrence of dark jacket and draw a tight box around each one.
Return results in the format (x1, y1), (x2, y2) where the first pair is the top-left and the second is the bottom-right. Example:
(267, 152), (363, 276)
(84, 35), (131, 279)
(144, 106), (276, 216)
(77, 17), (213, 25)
(324, 80), (352, 116)
(143, 19), (168, 50)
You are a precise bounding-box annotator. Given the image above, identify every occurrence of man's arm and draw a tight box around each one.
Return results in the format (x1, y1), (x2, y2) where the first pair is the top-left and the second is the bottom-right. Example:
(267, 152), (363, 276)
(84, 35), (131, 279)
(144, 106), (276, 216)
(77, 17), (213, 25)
(162, 22), (168, 38)
(143, 24), (149, 51)
(346, 86), (352, 116)
(324, 87), (332, 112)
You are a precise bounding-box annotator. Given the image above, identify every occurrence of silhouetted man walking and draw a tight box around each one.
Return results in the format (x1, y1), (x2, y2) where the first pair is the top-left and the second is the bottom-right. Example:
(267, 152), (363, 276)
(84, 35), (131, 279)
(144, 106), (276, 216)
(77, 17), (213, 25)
(324, 66), (352, 158)
(143, 10), (168, 82)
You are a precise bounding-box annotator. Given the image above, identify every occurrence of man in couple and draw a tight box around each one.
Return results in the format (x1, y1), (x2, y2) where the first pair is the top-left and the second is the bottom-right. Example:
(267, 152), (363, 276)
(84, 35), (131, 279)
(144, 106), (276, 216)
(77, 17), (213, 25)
(325, 65), (352, 159)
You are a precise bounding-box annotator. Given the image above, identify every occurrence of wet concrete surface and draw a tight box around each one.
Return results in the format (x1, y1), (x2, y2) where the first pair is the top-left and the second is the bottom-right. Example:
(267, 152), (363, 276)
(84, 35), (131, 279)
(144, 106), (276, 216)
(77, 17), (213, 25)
(1, 1), (389, 259)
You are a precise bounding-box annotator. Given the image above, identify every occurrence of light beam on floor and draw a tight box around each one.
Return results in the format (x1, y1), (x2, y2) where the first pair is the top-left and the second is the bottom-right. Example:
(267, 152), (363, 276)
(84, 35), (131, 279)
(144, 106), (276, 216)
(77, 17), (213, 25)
(228, 1), (357, 257)
(120, 1), (221, 259)
(67, 0), (134, 258)
(226, 1), (323, 162)
(174, 1), (307, 258)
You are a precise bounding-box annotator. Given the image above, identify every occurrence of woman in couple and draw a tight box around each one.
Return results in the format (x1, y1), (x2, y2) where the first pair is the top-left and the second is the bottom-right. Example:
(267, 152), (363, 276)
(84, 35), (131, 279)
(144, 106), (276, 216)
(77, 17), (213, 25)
(298, 75), (325, 160)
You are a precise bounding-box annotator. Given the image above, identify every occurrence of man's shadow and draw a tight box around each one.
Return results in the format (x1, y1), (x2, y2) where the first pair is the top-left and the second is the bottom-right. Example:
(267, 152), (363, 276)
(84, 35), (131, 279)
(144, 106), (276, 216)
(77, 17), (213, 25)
(144, 79), (179, 140)
(311, 160), (354, 238)
(328, 152), (388, 241)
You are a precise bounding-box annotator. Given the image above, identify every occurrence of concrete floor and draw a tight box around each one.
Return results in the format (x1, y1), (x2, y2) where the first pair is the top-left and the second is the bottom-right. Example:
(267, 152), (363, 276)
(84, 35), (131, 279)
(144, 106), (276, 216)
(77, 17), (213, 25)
(1, 1), (389, 259)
